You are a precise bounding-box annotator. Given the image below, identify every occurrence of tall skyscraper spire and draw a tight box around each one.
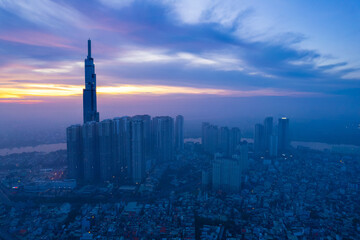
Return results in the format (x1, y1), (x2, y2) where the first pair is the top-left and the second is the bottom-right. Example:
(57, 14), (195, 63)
(83, 39), (99, 123)
(87, 39), (91, 58)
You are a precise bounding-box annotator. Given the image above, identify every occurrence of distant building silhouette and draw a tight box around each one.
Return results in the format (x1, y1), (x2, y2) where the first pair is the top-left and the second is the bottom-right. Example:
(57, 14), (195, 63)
(175, 115), (184, 151)
(237, 141), (249, 170)
(201, 122), (209, 149)
(113, 117), (132, 181)
(269, 135), (278, 157)
(99, 119), (113, 182)
(278, 117), (290, 153)
(218, 127), (230, 156)
(254, 123), (265, 154)
(202, 123), (219, 154)
(153, 116), (174, 162)
(133, 115), (152, 157)
(82, 121), (99, 183)
(264, 117), (273, 154)
(212, 158), (241, 192)
(210, 140), (248, 193)
(229, 127), (241, 156)
(202, 123), (243, 157)
(131, 118), (146, 184)
(66, 124), (83, 180)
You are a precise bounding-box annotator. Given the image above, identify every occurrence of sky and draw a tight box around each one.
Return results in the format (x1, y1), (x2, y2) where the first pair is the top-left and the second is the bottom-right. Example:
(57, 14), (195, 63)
(0, 0), (360, 139)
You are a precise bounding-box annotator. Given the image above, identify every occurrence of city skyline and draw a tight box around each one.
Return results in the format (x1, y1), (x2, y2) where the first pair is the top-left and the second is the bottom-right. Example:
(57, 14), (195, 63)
(0, 0), (360, 134)
(67, 42), (182, 185)
(1, 2), (360, 239)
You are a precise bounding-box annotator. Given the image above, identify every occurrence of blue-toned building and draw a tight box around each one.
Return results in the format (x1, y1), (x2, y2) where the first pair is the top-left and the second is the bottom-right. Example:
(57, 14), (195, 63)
(83, 39), (99, 123)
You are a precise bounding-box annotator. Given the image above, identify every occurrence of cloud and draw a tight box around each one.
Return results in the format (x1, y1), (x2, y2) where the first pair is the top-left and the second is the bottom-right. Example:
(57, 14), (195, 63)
(0, 0), (91, 29)
(0, 59), (83, 84)
(0, 82), (317, 101)
(32, 62), (83, 74)
(98, 0), (134, 9)
(0, 30), (76, 49)
(160, 0), (360, 80)
(163, 0), (249, 27)
(0, 99), (43, 104)
(341, 71), (360, 80)
(117, 47), (244, 72)
(0, 0), (359, 108)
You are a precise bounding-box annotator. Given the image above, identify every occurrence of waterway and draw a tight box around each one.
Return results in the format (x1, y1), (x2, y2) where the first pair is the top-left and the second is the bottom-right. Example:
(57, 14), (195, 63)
(0, 139), (359, 156)
(0, 143), (66, 156)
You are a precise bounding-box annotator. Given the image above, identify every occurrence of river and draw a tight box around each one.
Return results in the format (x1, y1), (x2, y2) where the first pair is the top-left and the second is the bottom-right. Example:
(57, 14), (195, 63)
(0, 139), (359, 156)
(0, 143), (67, 156)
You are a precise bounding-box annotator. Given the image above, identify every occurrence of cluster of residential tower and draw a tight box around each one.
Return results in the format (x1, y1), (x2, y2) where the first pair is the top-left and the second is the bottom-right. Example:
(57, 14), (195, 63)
(67, 115), (184, 185)
(201, 116), (290, 193)
(67, 40), (184, 185)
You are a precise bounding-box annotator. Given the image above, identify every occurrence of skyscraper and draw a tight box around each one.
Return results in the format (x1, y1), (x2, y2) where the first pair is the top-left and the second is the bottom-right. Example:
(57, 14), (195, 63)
(263, 117), (273, 153)
(112, 118), (122, 180)
(113, 117), (132, 181)
(98, 119), (113, 182)
(82, 121), (99, 183)
(218, 127), (230, 156)
(83, 39), (99, 123)
(66, 124), (83, 181)
(153, 116), (174, 162)
(254, 124), (265, 154)
(278, 117), (290, 153)
(201, 122), (210, 150)
(133, 115), (152, 157)
(269, 135), (278, 157)
(175, 115), (184, 151)
(229, 127), (241, 156)
(202, 123), (219, 154)
(212, 158), (241, 192)
(131, 118), (146, 184)
(238, 141), (249, 170)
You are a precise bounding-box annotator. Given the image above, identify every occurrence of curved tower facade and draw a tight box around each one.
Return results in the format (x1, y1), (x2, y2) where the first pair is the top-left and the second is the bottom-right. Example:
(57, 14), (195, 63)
(83, 39), (100, 123)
